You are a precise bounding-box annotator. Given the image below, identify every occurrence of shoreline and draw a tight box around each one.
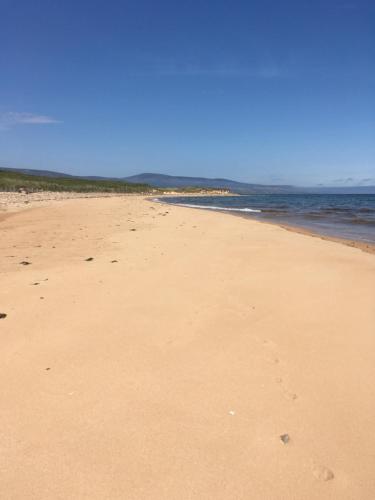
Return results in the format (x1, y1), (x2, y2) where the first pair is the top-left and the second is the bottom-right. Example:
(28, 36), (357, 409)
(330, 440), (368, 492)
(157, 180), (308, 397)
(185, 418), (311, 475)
(156, 196), (375, 255)
(1, 190), (374, 256)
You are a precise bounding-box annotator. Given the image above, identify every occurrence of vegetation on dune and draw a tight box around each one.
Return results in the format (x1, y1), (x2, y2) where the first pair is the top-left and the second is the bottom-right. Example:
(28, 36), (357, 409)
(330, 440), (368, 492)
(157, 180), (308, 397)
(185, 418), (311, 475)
(162, 186), (228, 193)
(0, 169), (231, 195)
(0, 170), (152, 193)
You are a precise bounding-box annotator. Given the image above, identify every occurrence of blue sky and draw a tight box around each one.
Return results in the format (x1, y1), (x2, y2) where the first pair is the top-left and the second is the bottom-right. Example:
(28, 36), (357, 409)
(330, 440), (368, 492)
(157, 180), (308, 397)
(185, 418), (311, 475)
(0, 0), (374, 186)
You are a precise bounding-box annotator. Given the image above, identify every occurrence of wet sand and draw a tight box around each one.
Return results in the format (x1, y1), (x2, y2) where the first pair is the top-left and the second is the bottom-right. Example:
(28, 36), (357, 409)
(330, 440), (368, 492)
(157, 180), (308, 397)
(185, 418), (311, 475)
(1, 194), (375, 499)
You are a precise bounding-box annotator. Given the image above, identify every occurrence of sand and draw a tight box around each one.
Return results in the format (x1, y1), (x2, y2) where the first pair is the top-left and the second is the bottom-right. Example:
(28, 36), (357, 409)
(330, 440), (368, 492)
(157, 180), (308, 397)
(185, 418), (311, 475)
(1, 194), (374, 499)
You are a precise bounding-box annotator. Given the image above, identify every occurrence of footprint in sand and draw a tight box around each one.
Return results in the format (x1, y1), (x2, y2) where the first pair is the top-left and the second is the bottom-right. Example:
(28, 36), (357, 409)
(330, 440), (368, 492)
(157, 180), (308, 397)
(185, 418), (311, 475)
(266, 356), (280, 365)
(263, 339), (277, 349)
(283, 390), (298, 401)
(311, 464), (334, 481)
(261, 343), (298, 399)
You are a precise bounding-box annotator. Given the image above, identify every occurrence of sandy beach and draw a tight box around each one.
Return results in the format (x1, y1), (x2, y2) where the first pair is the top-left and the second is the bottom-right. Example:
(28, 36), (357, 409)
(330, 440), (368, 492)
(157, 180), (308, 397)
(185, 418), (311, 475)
(1, 194), (374, 499)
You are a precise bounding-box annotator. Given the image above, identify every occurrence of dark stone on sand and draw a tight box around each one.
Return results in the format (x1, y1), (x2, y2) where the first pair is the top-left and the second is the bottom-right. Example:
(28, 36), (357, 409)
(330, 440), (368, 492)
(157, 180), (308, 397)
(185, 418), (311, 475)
(45, 367), (50, 371)
(20, 261), (31, 265)
(111, 260), (118, 263)
(0, 313), (7, 319)
(130, 229), (136, 231)
(32, 282), (40, 286)
(85, 257), (94, 261)
(280, 434), (290, 444)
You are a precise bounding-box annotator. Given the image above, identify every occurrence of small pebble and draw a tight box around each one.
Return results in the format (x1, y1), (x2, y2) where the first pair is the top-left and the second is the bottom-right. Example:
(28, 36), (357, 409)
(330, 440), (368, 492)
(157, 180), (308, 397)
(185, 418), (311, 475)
(0, 313), (7, 319)
(280, 434), (290, 444)
(85, 257), (94, 261)
(19, 261), (31, 265)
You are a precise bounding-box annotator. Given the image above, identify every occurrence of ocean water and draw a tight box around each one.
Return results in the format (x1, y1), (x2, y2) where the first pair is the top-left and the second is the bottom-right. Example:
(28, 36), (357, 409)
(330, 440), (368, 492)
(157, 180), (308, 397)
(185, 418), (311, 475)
(162, 194), (375, 244)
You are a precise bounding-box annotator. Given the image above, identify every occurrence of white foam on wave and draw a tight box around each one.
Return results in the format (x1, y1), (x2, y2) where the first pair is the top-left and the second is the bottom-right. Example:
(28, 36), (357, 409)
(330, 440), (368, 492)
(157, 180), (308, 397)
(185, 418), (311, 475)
(173, 203), (261, 213)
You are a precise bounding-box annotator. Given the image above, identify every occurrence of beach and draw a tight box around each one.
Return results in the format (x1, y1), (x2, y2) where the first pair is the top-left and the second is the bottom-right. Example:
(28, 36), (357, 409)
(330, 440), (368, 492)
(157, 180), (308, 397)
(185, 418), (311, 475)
(1, 194), (375, 499)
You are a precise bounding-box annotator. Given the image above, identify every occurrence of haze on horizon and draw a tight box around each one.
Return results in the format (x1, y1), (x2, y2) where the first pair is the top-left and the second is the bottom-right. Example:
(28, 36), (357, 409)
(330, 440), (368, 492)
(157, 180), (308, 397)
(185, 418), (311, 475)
(1, 0), (374, 187)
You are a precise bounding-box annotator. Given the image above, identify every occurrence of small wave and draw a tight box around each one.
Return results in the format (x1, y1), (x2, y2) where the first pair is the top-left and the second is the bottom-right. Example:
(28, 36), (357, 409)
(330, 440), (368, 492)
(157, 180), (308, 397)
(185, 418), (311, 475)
(322, 207), (351, 213)
(173, 203), (261, 213)
(358, 207), (375, 214)
(262, 209), (288, 214)
(350, 218), (375, 225)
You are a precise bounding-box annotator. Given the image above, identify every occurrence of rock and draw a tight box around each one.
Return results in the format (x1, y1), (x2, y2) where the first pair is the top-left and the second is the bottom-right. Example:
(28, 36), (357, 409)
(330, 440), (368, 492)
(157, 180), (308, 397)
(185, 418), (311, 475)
(130, 228), (136, 231)
(85, 257), (94, 261)
(280, 434), (290, 444)
(19, 261), (31, 265)
(111, 260), (118, 263)
(312, 465), (334, 481)
(0, 313), (7, 319)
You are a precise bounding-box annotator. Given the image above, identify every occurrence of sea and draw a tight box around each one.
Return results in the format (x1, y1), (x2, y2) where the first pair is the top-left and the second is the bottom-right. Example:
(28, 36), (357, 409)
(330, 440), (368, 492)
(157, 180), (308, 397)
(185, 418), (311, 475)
(161, 194), (375, 245)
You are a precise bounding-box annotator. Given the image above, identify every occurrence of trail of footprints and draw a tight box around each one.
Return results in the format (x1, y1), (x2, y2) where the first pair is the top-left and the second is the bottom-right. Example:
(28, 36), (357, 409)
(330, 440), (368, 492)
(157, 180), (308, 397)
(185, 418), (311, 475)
(262, 339), (299, 401)
(260, 335), (335, 482)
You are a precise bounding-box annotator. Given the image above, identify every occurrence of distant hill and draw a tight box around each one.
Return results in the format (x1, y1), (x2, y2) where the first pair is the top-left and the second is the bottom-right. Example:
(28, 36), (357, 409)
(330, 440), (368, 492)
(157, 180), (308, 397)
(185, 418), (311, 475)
(1, 167), (374, 194)
(0, 169), (150, 193)
(121, 173), (375, 194)
(122, 173), (297, 193)
(0, 167), (74, 178)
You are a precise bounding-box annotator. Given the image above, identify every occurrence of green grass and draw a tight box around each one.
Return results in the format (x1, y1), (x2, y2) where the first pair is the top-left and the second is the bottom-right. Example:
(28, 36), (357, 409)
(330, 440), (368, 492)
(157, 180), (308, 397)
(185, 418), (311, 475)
(0, 170), (153, 193)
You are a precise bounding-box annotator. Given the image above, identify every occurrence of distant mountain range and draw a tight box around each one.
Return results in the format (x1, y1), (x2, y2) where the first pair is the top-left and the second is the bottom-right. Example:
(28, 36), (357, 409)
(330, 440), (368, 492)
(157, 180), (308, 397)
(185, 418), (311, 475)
(1, 167), (374, 194)
(123, 173), (297, 193)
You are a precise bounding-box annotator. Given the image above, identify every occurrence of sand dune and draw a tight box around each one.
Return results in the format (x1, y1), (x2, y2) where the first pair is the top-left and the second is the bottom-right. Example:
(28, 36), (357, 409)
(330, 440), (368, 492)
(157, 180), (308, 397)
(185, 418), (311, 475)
(1, 195), (374, 499)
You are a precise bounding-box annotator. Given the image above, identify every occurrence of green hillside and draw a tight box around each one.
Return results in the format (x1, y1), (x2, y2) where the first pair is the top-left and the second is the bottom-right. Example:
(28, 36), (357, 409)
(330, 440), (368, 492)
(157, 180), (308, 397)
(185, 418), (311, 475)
(0, 169), (152, 193)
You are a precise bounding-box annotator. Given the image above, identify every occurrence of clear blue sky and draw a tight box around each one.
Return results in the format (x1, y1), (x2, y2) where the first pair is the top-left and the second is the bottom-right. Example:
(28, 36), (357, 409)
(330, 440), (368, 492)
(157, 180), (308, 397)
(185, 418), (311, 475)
(1, 0), (374, 186)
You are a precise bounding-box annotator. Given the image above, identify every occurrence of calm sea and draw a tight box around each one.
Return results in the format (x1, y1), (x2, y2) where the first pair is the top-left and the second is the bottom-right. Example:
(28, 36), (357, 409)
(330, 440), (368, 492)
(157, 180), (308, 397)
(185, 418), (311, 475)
(162, 194), (375, 244)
